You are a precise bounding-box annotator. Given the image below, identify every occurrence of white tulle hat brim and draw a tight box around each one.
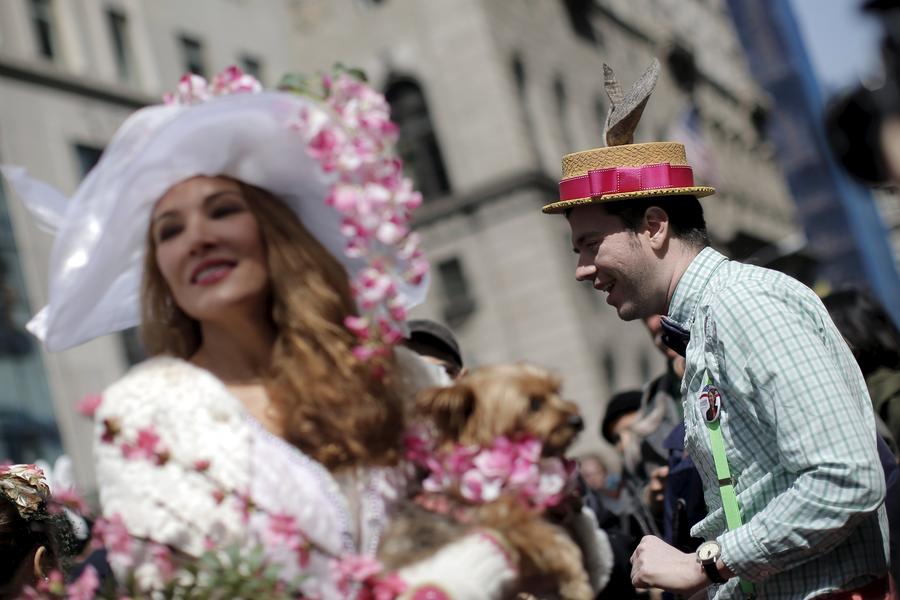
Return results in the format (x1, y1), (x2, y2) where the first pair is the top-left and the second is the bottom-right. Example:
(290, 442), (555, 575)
(3, 91), (426, 352)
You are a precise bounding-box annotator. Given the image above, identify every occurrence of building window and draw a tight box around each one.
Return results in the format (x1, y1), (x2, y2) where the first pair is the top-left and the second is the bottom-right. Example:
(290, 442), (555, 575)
(554, 75), (575, 151)
(74, 144), (103, 178)
(107, 9), (133, 82)
(602, 349), (617, 392)
(179, 35), (206, 77)
(385, 76), (451, 201)
(511, 53), (540, 165)
(120, 328), (146, 366)
(437, 257), (476, 326)
(239, 54), (263, 83)
(561, 0), (599, 45)
(0, 180), (60, 464)
(29, 0), (57, 60)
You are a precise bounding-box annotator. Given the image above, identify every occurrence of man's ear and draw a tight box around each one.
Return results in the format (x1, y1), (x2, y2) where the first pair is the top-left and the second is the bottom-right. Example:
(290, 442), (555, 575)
(416, 384), (475, 439)
(644, 206), (670, 250)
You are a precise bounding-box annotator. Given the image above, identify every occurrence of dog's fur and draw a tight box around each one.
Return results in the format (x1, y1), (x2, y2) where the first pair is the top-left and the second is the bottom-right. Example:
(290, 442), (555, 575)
(378, 364), (593, 599)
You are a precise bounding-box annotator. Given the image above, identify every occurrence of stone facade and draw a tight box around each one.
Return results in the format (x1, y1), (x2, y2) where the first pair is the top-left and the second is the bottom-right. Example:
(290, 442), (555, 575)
(0, 0), (801, 487)
(287, 0), (799, 454)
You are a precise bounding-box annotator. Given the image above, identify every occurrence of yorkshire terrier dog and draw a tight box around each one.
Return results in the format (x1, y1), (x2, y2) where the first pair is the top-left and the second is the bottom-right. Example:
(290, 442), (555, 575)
(379, 363), (593, 599)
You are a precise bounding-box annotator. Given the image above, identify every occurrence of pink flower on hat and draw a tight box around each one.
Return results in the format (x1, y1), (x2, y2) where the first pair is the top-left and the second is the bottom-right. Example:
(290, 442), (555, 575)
(163, 66), (261, 106)
(210, 65), (262, 96)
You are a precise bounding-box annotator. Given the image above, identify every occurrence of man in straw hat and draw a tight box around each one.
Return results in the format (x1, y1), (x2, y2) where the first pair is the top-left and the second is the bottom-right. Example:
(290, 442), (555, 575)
(545, 60), (890, 599)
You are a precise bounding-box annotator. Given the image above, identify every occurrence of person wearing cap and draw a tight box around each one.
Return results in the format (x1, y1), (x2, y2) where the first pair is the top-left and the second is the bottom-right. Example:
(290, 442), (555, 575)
(403, 318), (466, 381)
(544, 60), (889, 599)
(3, 67), (523, 599)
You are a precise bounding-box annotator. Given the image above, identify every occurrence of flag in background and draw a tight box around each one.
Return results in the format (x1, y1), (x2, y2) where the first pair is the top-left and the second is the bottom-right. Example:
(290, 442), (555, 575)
(668, 105), (719, 186)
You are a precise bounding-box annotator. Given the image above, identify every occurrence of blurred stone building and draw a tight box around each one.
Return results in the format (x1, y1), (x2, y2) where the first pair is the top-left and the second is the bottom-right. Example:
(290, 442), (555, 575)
(287, 0), (798, 452)
(0, 0), (799, 491)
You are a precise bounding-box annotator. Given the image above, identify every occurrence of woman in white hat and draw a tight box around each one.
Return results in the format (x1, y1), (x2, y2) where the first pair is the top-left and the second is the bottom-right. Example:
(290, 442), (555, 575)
(3, 68), (520, 599)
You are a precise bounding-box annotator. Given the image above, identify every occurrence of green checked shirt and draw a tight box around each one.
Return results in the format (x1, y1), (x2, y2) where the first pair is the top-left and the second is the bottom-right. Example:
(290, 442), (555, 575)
(668, 247), (889, 600)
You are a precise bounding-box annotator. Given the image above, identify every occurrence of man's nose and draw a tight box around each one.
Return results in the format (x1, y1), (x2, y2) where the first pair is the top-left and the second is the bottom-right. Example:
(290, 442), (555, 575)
(574, 262), (597, 282)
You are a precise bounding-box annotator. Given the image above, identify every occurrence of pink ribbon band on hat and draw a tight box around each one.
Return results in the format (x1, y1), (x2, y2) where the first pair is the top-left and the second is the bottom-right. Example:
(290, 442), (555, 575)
(558, 163), (695, 201)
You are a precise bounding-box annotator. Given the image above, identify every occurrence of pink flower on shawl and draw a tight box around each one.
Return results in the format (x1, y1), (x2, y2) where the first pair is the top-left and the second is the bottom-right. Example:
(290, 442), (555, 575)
(333, 554), (407, 600)
(120, 427), (162, 461)
(92, 514), (132, 566)
(67, 565), (100, 600)
(333, 554), (383, 594)
(369, 572), (408, 600)
(150, 544), (176, 583)
(268, 513), (302, 545)
(76, 393), (103, 418)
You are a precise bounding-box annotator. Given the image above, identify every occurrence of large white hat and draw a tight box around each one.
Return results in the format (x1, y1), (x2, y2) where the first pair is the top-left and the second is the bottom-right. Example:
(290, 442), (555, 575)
(2, 69), (429, 353)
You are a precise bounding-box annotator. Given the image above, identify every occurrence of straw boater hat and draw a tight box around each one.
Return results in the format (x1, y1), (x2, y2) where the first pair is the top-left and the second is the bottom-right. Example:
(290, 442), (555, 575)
(542, 59), (715, 214)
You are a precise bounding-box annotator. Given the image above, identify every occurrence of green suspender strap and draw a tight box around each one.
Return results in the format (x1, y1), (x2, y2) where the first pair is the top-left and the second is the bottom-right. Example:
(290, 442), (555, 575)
(702, 374), (756, 599)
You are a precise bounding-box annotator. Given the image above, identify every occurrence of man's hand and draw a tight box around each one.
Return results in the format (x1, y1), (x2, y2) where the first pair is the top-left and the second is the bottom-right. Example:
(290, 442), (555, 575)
(643, 466), (669, 516)
(630, 535), (708, 596)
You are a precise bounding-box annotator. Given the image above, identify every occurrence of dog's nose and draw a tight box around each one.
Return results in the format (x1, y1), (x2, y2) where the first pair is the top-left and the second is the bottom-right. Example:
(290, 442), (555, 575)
(568, 414), (584, 431)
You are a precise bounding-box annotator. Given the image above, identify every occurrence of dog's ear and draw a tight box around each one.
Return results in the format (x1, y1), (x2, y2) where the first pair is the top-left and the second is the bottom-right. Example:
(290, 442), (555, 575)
(417, 384), (476, 439)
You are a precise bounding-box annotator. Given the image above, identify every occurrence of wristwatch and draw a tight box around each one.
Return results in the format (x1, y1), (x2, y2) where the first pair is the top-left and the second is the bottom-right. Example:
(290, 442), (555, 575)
(696, 540), (727, 584)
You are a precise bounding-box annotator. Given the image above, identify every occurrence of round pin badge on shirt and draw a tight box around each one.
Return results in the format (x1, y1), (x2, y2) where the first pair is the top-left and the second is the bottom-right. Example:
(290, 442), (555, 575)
(699, 385), (721, 423)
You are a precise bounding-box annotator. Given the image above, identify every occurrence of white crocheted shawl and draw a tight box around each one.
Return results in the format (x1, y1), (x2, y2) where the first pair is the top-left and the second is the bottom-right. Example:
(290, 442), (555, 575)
(94, 356), (409, 596)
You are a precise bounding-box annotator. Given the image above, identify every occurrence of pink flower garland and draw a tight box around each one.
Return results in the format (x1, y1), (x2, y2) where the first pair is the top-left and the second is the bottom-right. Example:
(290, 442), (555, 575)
(292, 73), (427, 367)
(162, 66), (429, 370)
(405, 430), (577, 510)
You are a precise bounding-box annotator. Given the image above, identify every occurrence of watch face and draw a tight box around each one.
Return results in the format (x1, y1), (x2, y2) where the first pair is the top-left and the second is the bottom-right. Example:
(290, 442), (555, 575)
(697, 541), (720, 561)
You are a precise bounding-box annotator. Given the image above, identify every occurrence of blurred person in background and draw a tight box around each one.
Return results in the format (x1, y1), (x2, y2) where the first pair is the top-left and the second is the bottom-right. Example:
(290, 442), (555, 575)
(600, 390), (662, 543)
(822, 287), (900, 455)
(579, 452), (645, 600)
(643, 315), (705, 555)
(0, 464), (77, 598)
(823, 287), (900, 594)
(402, 318), (466, 382)
(826, 0), (900, 186)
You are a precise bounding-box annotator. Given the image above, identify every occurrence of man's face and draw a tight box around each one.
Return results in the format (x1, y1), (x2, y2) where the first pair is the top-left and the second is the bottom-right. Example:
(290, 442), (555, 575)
(568, 204), (664, 321)
(643, 314), (680, 360)
(579, 456), (608, 491)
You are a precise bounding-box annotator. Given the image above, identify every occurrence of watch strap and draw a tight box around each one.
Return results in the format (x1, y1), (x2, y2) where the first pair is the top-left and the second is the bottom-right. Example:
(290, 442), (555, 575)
(701, 559), (727, 584)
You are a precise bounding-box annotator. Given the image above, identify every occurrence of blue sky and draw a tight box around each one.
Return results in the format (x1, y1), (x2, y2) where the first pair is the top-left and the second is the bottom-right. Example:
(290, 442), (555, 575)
(789, 0), (883, 95)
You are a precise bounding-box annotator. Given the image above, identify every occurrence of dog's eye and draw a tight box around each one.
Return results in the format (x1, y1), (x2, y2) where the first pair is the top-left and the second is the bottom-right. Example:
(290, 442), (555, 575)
(529, 395), (543, 412)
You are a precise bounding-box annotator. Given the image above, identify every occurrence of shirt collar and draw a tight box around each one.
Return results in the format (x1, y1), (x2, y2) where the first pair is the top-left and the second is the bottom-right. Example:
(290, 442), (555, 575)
(667, 246), (727, 328)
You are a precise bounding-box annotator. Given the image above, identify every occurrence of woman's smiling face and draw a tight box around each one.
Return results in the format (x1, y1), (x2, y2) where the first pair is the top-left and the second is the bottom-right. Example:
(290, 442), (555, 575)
(151, 176), (270, 323)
